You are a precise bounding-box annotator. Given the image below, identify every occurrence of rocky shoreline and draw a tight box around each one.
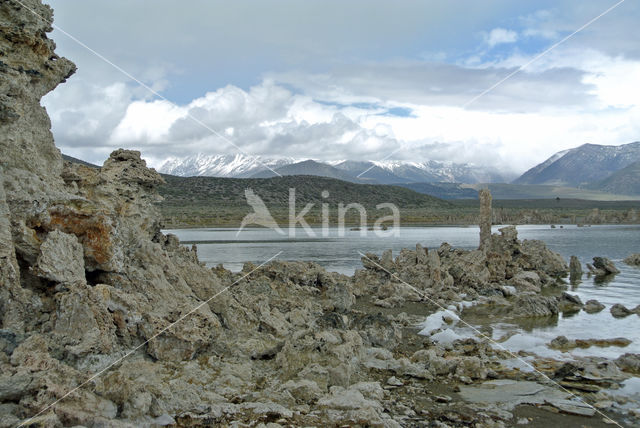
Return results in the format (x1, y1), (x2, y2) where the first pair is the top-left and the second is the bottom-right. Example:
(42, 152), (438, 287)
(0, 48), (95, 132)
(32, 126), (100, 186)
(1, 1), (640, 427)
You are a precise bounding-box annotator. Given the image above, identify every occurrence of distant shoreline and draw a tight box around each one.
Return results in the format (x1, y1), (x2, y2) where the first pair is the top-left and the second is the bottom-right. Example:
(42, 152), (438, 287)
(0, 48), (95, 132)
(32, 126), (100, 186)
(162, 222), (639, 230)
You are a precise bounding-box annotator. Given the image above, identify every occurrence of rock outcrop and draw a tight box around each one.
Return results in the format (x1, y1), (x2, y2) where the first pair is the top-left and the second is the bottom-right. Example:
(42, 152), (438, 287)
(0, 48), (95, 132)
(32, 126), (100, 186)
(624, 253), (640, 266)
(589, 257), (620, 276)
(355, 224), (568, 318)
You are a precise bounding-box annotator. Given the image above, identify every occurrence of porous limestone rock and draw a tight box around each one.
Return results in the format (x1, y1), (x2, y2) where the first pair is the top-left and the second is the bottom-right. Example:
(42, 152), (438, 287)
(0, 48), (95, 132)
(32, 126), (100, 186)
(610, 303), (634, 318)
(31, 230), (85, 284)
(478, 188), (492, 251)
(583, 299), (605, 314)
(590, 256), (620, 276)
(616, 353), (640, 374)
(0, 0), (75, 182)
(569, 255), (582, 282)
(558, 292), (583, 313)
(510, 295), (559, 318)
(624, 253), (640, 266)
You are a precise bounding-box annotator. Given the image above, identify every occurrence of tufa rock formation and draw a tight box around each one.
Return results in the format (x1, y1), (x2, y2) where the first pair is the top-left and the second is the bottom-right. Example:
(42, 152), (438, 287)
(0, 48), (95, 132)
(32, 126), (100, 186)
(588, 256), (620, 277)
(478, 188), (492, 251)
(569, 255), (582, 283)
(624, 253), (640, 266)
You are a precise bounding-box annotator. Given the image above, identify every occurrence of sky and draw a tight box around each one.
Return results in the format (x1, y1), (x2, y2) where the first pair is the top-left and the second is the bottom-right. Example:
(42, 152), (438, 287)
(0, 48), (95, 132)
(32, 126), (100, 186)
(42, 0), (640, 175)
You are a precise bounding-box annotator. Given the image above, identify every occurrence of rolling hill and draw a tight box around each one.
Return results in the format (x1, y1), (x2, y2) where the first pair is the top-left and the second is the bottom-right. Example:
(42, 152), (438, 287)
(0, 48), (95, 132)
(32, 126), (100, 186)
(463, 183), (639, 200)
(62, 154), (99, 168)
(397, 182), (479, 199)
(159, 174), (452, 209)
(589, 160), (640, 195)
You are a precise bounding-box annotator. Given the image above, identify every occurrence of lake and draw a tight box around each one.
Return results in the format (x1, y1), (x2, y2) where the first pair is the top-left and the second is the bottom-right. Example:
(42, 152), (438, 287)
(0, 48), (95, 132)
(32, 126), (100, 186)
(167, 224), (639, 276)
(167, 225), (640, 365)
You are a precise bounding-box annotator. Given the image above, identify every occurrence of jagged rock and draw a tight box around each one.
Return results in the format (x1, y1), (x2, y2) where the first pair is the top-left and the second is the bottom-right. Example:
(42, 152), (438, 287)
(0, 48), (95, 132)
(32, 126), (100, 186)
(317, 385), (382, 411)
(360, 252), (381, 271)
(279, 379), (323, 403)
(624, 253), (640, 266)
(558, 292), (583, 313)
(610, 303), (634, 318)
(444, 249), (490, 287)
(351, 313), (402, 348)
(386, 376), (403, 386)
(510, 295), (559, 318)
(616, 353), (640, 374)
(454, 356), (488, 380)
(583, 299), (605, 314)
(416, 243), (428, 264)
(549, 335), (572, 350)
(381, 249), (394, 269)
(478, 188), (492, 251)
(591, 257), (620, 276)
(518, 239), (568, 278)
(316, 385), (399, 426)
(510, 270), (542, 292)
(31, 230), (85, 284)
(0, 373), (33, 401)
(0, 0), (76, 182)
(569, 255), (582, 282)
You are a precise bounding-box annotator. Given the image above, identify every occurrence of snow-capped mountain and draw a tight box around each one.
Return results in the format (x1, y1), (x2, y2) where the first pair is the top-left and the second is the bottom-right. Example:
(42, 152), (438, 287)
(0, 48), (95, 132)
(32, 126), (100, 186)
(159, 154), (300, 178)
(159, 153), (514, 184)
(370, 160), (510, 183)
(331, 160), (512, 184)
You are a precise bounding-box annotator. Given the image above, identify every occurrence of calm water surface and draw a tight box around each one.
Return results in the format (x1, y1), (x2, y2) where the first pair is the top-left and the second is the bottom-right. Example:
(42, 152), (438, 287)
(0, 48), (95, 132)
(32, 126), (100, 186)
(168, 225), (640, 362)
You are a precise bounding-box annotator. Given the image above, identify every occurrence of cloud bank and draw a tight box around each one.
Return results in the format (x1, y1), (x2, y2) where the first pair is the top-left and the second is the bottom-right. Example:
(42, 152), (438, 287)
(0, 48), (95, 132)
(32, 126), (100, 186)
(42, 0), (640, 175)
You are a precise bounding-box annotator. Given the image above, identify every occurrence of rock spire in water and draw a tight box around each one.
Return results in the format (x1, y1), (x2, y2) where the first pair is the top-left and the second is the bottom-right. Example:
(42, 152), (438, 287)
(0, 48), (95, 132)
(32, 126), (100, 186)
(478, 188), (492, 251)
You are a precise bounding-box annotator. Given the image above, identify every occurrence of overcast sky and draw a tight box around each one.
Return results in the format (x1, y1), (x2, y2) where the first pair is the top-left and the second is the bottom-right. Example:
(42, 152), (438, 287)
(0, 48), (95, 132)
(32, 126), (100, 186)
(43, 0), (640, 174)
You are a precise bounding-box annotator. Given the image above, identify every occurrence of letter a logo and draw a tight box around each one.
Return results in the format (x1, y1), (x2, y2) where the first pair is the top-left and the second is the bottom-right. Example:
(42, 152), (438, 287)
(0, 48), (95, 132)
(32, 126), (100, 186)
(237, 188), (284, 236)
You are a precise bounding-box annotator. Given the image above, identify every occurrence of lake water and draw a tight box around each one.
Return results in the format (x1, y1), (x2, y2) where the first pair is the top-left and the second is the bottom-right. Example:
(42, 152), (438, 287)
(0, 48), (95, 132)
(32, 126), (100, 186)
(168, 225), (640, 362)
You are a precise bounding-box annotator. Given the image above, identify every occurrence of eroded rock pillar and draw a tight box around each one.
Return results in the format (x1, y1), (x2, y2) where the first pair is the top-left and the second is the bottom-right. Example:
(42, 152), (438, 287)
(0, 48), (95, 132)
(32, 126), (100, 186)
(478, 188), (492, 251)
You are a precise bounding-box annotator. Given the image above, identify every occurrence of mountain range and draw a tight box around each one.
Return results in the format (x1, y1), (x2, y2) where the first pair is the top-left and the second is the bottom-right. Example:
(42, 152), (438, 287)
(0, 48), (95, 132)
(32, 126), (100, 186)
(514, 142), (640, 189)
(157, 142), (640, 198)
(158, 154), (298, 178)
(159, 154), (513, 184)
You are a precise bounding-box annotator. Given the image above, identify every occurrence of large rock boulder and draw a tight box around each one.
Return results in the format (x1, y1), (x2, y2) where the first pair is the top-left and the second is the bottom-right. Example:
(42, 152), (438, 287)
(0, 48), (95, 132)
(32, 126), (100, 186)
(590, 257), (620, 276)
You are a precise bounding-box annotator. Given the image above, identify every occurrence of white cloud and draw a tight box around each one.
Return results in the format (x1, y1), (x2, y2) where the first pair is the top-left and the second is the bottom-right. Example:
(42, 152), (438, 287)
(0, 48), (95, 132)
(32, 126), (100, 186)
(485, 28), (518, 47)
(111, 100), (186, 144)
(41, 1), (640, 174)
(520, 9), (559, 40)
(44, 66), (638, 175)
(582, 57), (640, 108)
